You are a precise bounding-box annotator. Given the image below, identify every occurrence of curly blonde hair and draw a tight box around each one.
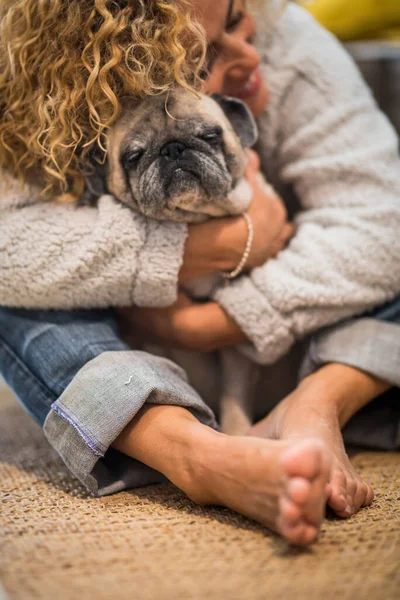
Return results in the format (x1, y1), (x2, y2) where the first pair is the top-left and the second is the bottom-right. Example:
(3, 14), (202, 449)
(0, 0), (207, 200)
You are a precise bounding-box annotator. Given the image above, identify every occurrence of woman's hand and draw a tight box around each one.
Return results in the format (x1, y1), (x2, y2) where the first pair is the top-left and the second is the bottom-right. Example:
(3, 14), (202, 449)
(179, 151), (293, 282)
(118, 293), (248, 353)
(121, 151), (292, 352)
(245, 151), (294, 268)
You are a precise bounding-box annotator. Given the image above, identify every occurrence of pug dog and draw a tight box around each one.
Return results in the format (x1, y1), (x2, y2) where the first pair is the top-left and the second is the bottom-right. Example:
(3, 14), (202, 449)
(85, 88), (274, 435)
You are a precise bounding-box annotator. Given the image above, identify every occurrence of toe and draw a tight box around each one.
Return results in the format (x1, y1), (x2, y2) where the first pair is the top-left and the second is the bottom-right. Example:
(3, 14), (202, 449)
(286, 477), (311, 505)
(282, 522), (318, 547)
(333, 504), (353, 518)
(327, 489), (348, 514)
(328, 489), (353, 518)
(328, 468), (352, 516)
(354, 481), (368, 511)
(347, 476), (357, 498)
(325, 482), (332, 499)
(303, 524), (319, 545)
(280, 496), (302, 525)
(327, 465), (376, 517)
(280, 521), (305, 545)
(304, 460), (330, 525)
(282, 440), (330, 528)
(352, 478), (374, 511)
(364, 483), (374, 506)
(281, 439), (324, 481)
(304, 484), (327, 526)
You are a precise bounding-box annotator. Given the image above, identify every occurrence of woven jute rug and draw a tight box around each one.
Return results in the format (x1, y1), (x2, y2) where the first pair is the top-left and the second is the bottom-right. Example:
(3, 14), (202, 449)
(0, 388), (399, 600)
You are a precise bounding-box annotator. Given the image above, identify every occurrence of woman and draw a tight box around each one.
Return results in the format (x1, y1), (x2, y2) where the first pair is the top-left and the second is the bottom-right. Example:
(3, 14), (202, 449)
(0, 0), (399, 546)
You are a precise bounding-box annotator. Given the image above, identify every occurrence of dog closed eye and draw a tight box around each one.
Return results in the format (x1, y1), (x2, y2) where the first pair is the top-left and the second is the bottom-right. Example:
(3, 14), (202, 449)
(122, 148), (145, 170)
(198, 126), (223, 144)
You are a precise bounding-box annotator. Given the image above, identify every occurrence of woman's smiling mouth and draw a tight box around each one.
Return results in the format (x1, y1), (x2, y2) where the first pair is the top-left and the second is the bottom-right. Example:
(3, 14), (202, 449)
(235, 68), (263, 100)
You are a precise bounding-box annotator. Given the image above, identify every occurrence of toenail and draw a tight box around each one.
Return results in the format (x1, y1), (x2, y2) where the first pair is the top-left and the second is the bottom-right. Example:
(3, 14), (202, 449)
(336, 495), (347, 509)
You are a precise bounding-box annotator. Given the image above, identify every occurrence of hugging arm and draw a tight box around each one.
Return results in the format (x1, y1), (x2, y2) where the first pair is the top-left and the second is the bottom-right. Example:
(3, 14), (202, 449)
(0, 155), (289, 311)
(0, 175), (189, 309)
(214, 9), (400, 364)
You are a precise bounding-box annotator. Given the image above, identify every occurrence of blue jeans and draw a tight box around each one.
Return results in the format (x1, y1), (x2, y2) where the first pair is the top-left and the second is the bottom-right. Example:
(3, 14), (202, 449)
(0, 309), (128, 427)
(0, 307), (217, 495)
(0, 301), (399, 495)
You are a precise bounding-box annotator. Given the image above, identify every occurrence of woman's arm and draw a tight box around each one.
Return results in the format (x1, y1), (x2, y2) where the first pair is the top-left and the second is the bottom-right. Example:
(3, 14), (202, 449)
(181, 152), (292, 283)
(0, 165), (290, 310)
(211, 5), (400, 364)
(0, 175), (188, 309)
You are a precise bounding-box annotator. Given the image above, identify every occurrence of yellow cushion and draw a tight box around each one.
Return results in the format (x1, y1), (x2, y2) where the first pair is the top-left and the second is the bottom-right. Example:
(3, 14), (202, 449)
(297, 0), (400, 41)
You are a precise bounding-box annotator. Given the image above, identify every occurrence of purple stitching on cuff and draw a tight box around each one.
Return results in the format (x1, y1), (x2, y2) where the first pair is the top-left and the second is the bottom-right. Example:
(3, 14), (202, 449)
(51, 404), (104, 457)
(55, 399), (106, 449)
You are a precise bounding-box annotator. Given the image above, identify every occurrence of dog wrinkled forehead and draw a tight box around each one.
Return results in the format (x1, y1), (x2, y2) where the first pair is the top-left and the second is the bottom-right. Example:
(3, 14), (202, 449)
(111, 89), (239, 151)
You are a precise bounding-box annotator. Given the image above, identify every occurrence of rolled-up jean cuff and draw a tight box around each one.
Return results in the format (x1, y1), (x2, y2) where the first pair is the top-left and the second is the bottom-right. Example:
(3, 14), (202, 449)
(43, 350), (218, 497)
(300, 318), (400, 388)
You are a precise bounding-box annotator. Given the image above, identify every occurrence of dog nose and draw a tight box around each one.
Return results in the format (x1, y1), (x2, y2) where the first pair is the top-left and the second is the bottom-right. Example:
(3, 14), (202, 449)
(160, 141), (186, 160)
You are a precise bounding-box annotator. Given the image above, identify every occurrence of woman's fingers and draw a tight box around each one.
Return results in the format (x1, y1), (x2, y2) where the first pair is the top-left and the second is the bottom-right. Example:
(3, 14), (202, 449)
(242, 150), (294, 267)
(279, 222), (295, 250)
(118, 293), (194, 346)
(245, 149), (261, 177)
(118, 297), (247, 352)
(266, 222), (294, 259)
(180, 150), (291, 280)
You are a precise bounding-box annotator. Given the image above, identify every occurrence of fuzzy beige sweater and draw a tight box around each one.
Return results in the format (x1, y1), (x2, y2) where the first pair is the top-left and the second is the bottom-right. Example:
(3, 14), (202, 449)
(1, 3), (400, 365)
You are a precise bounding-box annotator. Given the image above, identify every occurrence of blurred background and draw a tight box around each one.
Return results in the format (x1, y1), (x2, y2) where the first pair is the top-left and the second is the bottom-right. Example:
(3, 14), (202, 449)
(296, 0), (400, 135)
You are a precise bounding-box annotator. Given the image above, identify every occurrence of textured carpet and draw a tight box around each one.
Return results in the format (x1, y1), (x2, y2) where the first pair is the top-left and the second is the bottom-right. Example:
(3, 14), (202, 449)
(0, 388), (399, 600)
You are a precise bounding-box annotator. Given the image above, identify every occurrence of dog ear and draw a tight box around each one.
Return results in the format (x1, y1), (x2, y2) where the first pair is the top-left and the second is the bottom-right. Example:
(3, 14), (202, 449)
(211, 94), (258, 148)
(80, 146), (108, 199)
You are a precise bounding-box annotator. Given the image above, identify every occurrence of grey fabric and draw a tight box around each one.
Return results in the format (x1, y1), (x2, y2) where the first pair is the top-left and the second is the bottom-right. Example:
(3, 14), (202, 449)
(342, 388), (400, 450)
(301, 318), (400, 449)
(2, 4), (400, 365)
(43, 350), (218, 496)
(301, 318), (400, 388)
(214, 4), (400, 365)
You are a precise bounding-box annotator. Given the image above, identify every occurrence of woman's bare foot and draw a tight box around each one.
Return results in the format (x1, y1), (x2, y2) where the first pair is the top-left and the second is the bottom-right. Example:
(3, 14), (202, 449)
(113, 404), (330, 546)
(249, 372), (375, 518)
(177, 434), (331, 546)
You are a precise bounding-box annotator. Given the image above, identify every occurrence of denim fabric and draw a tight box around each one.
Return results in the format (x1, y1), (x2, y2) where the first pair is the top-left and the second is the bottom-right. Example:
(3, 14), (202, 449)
(0, 308), (128, 426)
(369, 297), (400, 324)
(0, 298), (399, 495)
(0, 306), (217, 495)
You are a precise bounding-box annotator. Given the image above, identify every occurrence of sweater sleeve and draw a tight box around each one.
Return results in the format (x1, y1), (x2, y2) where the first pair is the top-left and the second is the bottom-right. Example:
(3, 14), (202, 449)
(0, 178), (187, 309)
(214, 5), (400, 365)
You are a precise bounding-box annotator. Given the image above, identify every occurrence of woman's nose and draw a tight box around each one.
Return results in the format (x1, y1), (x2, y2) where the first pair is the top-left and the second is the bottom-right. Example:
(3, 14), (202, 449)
(205, 16), (261, 95)
(220, 38), (261, 83)
(226, 41), (261, 79)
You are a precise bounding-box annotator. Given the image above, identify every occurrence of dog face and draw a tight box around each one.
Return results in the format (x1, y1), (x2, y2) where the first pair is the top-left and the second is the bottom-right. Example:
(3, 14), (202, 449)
(92, 89), (257, 222)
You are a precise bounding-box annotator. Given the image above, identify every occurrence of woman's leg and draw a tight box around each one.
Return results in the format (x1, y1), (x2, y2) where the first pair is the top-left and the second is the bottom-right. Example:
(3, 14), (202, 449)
(0, 306), (330, 545)
(250, 364), (387, 517)
(0, 306), (214, 494)
(113, 404), (332, 546)
(250, 297), (400, 518)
